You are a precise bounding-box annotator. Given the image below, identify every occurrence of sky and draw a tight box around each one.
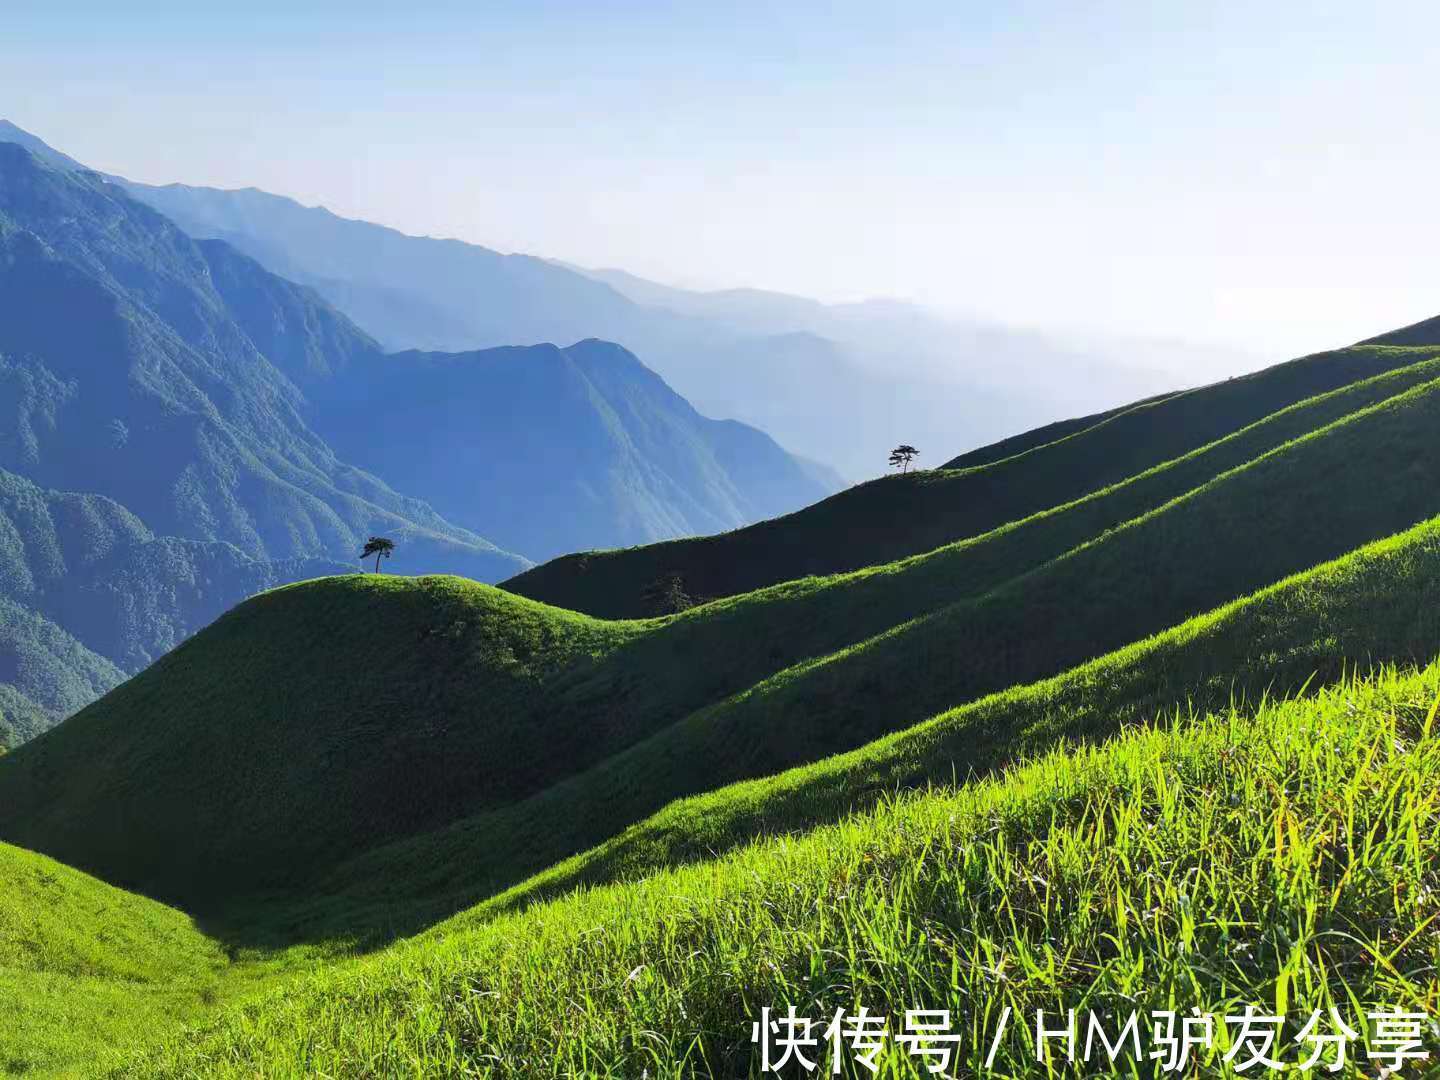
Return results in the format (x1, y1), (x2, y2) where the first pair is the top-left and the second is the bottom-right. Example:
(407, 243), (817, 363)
(5, 0), (1440, 365)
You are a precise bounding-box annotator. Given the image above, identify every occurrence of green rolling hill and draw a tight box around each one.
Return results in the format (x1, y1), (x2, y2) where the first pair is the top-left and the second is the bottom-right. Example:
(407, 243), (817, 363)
(10, 363), (1440, 910)
(3, 306), (1440, 1074)
(506, 341), (1439, 617)
(6, 334), (1440, 913)
(279, 510), (1440, 945)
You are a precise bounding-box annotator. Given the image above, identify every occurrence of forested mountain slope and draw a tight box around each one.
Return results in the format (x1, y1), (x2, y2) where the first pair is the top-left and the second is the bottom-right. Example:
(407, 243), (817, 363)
(0, 141), (831, 744)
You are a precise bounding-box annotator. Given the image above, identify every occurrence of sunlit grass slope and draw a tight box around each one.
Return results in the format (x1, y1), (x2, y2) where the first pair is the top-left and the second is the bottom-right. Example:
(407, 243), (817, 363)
(0, 842), (232, 1076)
(312, 511), (1440, 935)
(138, 664), (1440, 1078)
(5, 513), (1437, 1075)
(506, 343), (1437, 617)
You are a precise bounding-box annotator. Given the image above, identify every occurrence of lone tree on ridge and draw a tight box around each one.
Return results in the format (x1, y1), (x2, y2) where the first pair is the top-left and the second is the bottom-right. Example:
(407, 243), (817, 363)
(889, 445), (919, 474)
(361, 536), (396, 573)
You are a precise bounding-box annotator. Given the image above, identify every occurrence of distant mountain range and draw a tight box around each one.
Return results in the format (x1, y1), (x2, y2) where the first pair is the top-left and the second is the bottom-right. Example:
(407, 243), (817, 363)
(0, 119), (1244, 480)
(0, 126), (835, 742)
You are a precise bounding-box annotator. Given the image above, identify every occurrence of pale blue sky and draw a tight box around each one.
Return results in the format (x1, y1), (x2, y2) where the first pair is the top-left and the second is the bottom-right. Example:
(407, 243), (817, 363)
(5, 1), (1440, 362)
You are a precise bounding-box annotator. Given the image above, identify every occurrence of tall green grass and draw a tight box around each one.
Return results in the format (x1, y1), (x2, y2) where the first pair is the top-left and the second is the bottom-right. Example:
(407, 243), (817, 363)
(136, 664), (1440, 1078)
(0, 843), (233, 1075)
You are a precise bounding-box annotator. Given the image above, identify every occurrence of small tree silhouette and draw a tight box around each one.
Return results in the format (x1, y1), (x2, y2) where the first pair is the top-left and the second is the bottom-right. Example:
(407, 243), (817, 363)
(361, 536), (396, 573)
(640, 572), (694, 616)
(888, 444), (919, 474)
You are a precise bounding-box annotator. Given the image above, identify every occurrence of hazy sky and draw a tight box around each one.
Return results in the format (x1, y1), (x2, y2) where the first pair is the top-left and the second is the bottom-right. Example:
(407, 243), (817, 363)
(5, 1), (1440, 363)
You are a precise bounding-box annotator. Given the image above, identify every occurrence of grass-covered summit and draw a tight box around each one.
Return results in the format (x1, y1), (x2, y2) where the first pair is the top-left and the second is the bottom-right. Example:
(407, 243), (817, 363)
(0, 576), (639, 903)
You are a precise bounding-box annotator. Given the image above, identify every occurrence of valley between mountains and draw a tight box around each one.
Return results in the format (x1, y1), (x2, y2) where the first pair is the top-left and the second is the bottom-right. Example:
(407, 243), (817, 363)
(2, 124), (1440, 1078)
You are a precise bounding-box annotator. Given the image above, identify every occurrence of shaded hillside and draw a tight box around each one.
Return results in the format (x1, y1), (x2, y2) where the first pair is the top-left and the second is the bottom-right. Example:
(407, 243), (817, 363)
(319, 370), (1440, 920)
(507, 342), (1438, 617)
(0, 577), (642, 901)
(304, 511), (1440, 939)
(940, 387), (1182, 470)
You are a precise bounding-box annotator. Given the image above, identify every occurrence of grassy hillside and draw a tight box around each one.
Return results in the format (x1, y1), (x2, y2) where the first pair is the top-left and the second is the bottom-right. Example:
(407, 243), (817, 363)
(507, 343), (1438, 617)
(306, 511), (1440, 938)
(0, 576), (640, 904)
(0, 841), (235, 1075)
(938, 386), (1182, 470)
(3, 238), (1440, 1075)
(4, 498), (1439, 1074)
(137, 664), (1440, 1077)
(449, 370), (1440, 907)
(534, 349), (1440, 715)
(9, 360), (1440, 920)
(4, 513), (1437, 1073)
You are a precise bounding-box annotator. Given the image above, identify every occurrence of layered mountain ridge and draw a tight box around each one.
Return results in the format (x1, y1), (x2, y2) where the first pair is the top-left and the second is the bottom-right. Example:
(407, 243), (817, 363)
(4, 118), (1213, 480)
(0, 132), (833, 742)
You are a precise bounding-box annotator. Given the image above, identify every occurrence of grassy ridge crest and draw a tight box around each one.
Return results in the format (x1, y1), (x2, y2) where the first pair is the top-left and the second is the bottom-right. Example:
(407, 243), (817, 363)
(507, 345), (1436, 616)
